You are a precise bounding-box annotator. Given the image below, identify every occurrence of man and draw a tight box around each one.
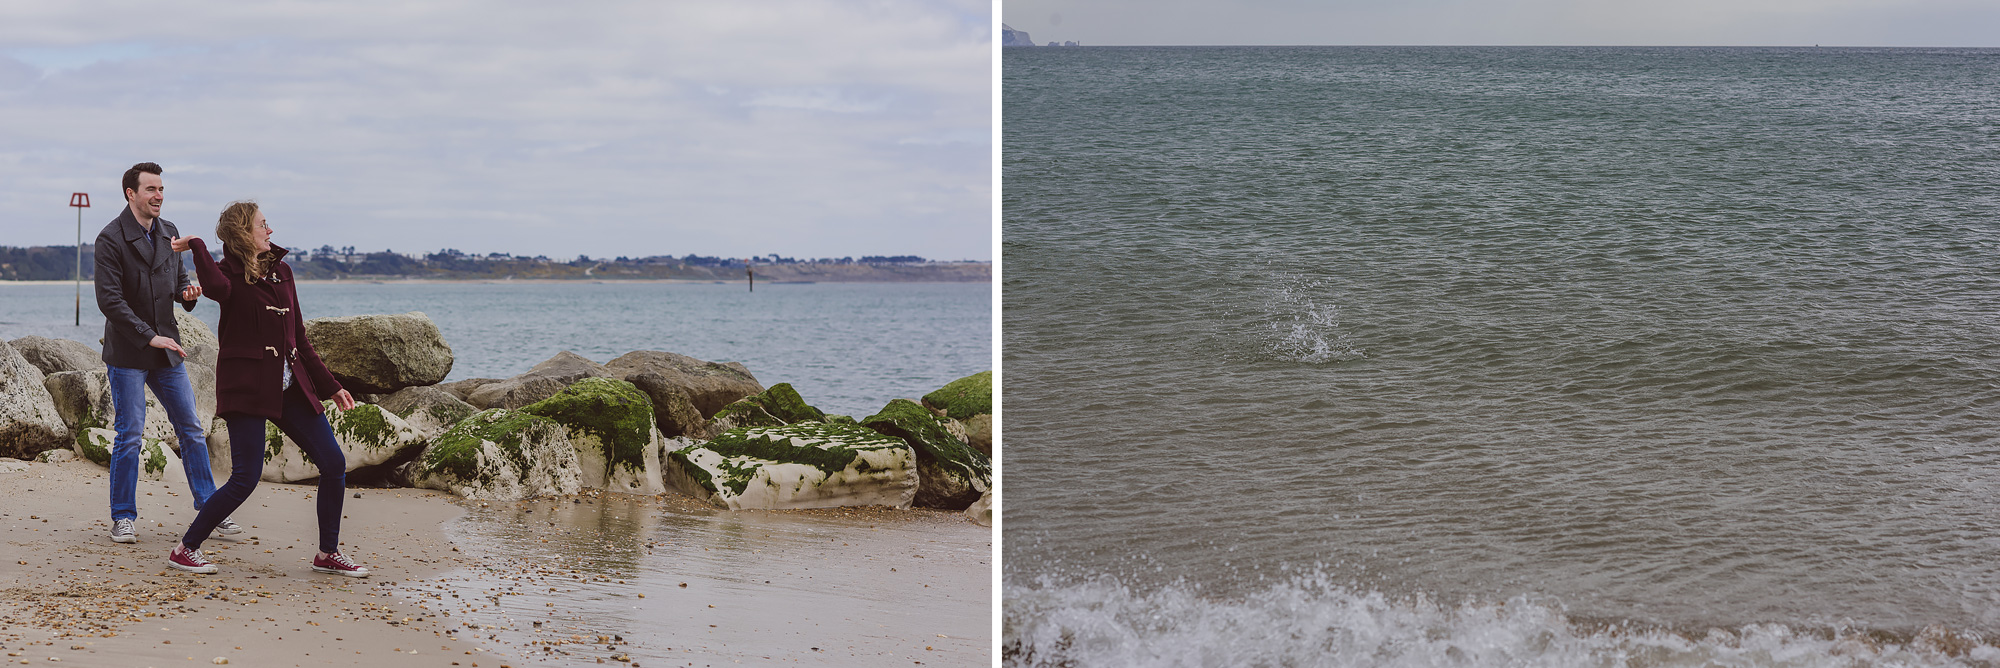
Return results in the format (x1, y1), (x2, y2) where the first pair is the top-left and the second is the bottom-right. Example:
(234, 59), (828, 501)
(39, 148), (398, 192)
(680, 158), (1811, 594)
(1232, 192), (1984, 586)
(94, 162), (241, 543)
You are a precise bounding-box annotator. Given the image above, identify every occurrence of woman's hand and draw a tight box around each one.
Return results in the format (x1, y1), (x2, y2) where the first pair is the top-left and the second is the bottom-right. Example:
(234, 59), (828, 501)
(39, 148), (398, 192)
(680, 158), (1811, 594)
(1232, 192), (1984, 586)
(170, 235), (196, 253)
(332, 389), (358, 411)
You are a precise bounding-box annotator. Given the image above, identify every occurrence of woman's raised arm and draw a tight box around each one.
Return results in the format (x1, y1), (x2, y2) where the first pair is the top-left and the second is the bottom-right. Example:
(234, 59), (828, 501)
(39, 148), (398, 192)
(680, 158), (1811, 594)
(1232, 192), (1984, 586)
(185, 237), (233, 303)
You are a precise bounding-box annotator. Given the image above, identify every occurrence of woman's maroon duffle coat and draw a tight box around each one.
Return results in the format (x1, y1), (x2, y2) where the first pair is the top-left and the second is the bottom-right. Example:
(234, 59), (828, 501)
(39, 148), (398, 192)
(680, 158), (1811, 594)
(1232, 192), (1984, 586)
(189, 238), (344, 420)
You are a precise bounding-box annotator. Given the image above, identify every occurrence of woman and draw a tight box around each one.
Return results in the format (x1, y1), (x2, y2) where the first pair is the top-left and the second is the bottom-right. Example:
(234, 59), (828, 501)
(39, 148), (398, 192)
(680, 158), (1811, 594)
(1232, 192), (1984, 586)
(166, 201), (369, 577)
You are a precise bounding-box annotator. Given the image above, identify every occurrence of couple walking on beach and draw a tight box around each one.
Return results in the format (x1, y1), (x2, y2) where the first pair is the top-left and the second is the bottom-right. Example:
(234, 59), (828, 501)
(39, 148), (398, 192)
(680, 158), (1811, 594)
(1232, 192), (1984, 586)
(95, 162), (368, 578)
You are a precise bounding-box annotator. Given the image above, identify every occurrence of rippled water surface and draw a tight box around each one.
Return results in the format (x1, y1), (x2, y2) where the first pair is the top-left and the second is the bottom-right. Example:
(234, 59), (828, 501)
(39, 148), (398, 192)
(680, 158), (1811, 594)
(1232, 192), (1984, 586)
(1004, 46), (2000, 666)
(0, 281), (990, 417)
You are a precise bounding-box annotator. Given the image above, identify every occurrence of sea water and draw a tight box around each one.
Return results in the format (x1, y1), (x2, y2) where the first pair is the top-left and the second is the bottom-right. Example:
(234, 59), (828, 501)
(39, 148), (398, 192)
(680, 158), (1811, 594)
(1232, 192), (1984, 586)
(1003, 46), (2000, 666)
(0, 280), (989, 417)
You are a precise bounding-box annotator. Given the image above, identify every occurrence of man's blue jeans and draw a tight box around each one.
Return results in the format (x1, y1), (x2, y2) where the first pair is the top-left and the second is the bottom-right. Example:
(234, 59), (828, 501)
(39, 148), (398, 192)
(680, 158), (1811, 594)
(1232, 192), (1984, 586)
(107, 363), (218, 522)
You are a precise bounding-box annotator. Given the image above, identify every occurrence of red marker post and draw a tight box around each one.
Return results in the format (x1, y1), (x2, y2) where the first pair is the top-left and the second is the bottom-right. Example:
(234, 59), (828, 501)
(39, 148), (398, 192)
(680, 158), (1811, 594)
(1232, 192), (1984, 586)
(69, 193), (90, 326)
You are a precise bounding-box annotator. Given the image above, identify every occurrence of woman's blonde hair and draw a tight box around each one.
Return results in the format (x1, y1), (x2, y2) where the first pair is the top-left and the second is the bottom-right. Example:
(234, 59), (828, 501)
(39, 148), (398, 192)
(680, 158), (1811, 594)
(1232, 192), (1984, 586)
(215, 201), (273, 283)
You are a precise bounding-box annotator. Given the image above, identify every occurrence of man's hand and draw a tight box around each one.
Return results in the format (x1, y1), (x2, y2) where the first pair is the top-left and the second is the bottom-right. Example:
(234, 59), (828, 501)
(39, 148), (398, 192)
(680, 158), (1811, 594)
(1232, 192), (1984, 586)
(181, 285), (202, 301)
(148, 335), (185, 356)
(170, 235), (195, 253)
(331, 389), (358, 411)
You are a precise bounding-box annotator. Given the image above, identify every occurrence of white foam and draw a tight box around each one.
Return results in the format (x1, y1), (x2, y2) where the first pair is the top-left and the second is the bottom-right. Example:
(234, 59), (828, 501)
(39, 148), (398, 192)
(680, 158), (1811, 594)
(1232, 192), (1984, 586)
(1004, 574), (2000, 668)
(1261, 276), (1364, 364)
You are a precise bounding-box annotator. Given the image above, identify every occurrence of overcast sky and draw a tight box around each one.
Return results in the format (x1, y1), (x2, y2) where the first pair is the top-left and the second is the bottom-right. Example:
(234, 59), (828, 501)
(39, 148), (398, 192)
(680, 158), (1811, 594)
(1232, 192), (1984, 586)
(0, 1), (991, 261)
(1003, 0), (2000, 47)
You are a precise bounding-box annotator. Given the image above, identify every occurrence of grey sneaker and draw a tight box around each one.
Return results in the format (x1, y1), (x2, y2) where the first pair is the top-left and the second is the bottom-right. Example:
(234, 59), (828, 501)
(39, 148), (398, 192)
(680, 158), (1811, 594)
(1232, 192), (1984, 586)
(214, 518), (244, 536)
(110, 518), (137, 543)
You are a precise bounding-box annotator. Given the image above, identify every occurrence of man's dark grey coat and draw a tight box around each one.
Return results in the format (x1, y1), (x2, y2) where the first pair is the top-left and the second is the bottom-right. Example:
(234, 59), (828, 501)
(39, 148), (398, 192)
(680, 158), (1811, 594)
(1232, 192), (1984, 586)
(95, 205), (197, 369)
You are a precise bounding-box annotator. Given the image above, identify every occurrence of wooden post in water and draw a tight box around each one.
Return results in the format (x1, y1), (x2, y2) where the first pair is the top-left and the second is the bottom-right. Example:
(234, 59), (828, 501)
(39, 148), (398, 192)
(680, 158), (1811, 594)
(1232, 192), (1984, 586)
(747, 261), (754, 292)
(69, 193), (91, 326)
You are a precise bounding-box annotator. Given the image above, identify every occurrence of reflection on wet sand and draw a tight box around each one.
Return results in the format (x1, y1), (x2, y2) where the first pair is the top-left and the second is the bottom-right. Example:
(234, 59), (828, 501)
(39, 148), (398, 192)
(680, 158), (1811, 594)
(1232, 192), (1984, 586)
(401, 489), (990, 666)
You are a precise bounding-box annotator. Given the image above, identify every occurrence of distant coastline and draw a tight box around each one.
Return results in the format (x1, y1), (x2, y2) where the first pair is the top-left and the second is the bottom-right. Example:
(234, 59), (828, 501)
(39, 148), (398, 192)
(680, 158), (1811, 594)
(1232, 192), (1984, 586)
(0, 244), (988, 282)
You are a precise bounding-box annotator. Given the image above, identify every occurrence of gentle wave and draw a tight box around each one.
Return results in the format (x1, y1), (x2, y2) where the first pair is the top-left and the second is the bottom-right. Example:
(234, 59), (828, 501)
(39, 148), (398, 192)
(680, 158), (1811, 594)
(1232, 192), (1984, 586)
(1005, 574), (2000, 668)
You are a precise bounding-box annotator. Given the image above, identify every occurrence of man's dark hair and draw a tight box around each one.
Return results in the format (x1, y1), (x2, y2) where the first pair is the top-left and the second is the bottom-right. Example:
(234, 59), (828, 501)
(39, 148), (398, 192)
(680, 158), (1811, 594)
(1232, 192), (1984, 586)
(122, 162), (162, 196)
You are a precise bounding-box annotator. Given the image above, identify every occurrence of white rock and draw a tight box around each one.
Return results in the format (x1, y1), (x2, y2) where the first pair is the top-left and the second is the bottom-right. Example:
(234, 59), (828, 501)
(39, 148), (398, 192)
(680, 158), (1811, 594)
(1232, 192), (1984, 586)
(665, 422), (917, 510)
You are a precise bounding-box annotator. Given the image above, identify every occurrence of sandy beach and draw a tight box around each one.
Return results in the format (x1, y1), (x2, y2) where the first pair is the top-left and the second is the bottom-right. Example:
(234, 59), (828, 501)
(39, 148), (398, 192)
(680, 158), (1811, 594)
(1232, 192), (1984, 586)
(0, 458), (992, 667)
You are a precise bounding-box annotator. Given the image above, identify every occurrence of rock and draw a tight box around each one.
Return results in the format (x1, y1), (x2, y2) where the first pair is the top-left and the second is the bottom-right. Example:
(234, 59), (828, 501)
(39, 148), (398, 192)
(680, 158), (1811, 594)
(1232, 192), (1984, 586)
(42, 368), (213, 459)
(377, 386), (477, 442)
(965, 489), (992, 527)
(961, 413), (993, 457)
(303, 312), (454, 394)
(712, 383), (824, 432)
(258, 402), (427, 483)
(0, 341), (69, 459)
(36, 448), (74, 463)
(665, 422), (917, 510)
(437, 377), (501, 402)
(521, 378), (669, 495)
(625, 379), (711, 440)
(0, 458), (28, 474)
(75, 427), (114, 466)
(401, 409), (581, 501)
(862, 399), (991, 510)
(174, 309), (218, 370)
(141, 438), (187, 485)
(924, 371), (992, 456)
(466, 351), (610, 410)
(6, 336), (99, 376)
(604, 350), (763, 418)
(922, 371), (991, 420)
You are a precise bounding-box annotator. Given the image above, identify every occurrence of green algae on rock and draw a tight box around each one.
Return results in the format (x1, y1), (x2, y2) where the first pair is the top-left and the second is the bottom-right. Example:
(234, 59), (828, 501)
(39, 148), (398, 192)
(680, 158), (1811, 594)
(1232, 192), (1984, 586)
(522, 377), (668, 494)
(402, 408), (581, 501)
(863, 399), (991, 510)
(139, 438), (184, 484)
(665, 421), (917, 510)
(254, 402), (426, 483)
(921, 371), (991, 421)
(711, 383), (826, 431)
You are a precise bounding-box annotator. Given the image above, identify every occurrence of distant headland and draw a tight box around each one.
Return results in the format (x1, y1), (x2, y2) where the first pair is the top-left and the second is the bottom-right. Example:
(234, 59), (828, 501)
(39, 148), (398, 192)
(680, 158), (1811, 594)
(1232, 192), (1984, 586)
(1002, 23), (1079, 47)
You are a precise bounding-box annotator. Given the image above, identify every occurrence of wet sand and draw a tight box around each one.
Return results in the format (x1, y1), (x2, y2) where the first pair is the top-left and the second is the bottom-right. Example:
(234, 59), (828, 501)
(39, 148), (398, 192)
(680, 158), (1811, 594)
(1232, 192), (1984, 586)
(0, 459), (993, 667)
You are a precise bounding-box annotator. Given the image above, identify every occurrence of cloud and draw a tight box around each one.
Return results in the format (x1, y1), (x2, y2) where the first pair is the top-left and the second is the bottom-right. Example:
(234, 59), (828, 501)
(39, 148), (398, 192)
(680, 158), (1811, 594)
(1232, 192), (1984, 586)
(0, 0), (992, 261)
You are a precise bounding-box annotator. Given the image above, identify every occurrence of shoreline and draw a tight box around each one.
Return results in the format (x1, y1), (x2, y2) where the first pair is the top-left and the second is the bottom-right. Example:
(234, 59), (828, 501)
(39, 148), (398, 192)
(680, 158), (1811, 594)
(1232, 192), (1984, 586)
(0, 458), (990, 666)
(0, 278), (991, 286)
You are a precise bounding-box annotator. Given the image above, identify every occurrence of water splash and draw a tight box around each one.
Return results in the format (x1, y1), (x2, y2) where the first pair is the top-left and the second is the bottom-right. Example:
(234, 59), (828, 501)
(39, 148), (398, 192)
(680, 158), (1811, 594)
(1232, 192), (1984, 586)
(1004, 574), (2000, 668)
(1260, 275), (1364, 364)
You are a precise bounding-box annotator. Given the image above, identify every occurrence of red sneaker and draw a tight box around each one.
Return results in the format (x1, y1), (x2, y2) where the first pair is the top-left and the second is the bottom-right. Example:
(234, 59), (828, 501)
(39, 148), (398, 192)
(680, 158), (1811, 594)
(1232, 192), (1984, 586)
(311, 552), (370, 578)
(168, 543), (217, 574)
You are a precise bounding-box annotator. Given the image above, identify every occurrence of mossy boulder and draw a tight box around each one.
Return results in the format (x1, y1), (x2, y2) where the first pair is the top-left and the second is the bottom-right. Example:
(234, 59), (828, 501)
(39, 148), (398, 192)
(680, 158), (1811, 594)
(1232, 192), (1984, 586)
(665, 421), (916, 510)
(7, 336), (98, 376)
(438, 377), (502, 403)
(712, 383), (826, 432)
(605, 350), (763, 418)
(522, 377), (669, 495)
(922, 372), (993, 457)
(965, 489), (993, 527)
(303, 312), (454, 394)
(42, 367), (214, 457)
(401, 408), (581, 501)
(961, 413), (992, 457)
(862, 399), (991, 509)
(378, 385), (477, 442)
(0, 341), (68, 459)
(467, 351), (612, 410)
(922, 371), (991, 420)
(75, 426), (115, 466)
(141, 438), (186, 485)
(249, 402), (426, 483)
